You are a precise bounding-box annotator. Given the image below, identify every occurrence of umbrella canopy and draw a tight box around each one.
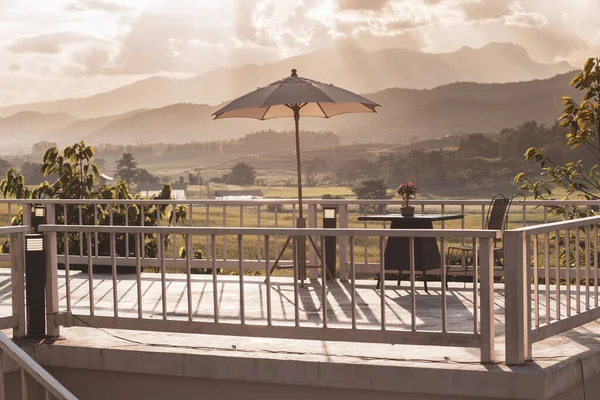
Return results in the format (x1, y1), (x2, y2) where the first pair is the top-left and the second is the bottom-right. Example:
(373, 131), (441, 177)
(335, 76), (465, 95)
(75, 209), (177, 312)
(213, 69), (380, 219)
(213, 69), (379, 120)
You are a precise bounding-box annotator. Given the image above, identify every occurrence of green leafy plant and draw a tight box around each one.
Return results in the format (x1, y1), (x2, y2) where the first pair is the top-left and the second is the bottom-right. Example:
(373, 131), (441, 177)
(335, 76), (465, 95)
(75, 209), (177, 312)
(515, 57), (600, 218)
(0, 141), (195, 270)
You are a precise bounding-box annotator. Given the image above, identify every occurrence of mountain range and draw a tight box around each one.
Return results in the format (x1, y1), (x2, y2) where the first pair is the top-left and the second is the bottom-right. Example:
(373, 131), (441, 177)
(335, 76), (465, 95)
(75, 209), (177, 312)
(0, 42), (571, 120)
(0, 72), (579, 154)
(0, 42), (578, 154)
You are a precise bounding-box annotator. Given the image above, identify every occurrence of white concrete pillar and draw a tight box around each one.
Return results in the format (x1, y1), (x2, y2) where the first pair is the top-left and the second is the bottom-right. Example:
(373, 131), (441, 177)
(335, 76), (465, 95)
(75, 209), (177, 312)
(479, 236), (495, 363)
(504, 230), (528, 365)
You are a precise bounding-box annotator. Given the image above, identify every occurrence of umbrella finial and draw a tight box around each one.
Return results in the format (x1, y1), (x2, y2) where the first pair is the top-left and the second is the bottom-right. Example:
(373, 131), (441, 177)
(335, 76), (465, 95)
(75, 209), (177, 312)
(291, 69), (297, 77)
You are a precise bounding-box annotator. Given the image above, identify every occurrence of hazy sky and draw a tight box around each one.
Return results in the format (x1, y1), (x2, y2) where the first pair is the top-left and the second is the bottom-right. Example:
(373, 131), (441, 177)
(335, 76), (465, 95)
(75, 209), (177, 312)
(1, 0), (599, 106)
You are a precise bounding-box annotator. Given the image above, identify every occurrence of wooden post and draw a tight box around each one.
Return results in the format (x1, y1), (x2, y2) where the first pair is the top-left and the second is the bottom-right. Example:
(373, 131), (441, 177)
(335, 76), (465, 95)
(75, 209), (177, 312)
(22, 201), (32, 232)
(10, 232), (26, 338)
(308, 203), (318, 278)
(525, 233), (533, 361)
(504, 230), (528, 364)
(338, 204), (349, 281)
(44, 205), (60, 338)
(479, 237), (495, 363)
(296, 217), (307, 283)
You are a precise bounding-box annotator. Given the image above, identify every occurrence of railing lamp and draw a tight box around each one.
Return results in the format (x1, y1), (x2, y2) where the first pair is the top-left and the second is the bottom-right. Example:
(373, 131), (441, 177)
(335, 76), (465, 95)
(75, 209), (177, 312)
(34, 206), (46, 218)
(32, 205), (47, 234)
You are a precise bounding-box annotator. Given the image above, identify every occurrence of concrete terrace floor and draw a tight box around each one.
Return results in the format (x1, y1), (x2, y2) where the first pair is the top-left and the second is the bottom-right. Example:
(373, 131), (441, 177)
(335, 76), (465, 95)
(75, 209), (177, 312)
(1, 268), (600, 362)
(59, 270), (496, 333)
(2, 269), (600, 399)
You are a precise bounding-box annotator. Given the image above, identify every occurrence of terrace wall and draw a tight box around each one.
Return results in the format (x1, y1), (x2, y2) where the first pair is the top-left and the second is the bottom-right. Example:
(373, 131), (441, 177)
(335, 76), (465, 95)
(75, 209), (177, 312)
(3, 353), (600, 400)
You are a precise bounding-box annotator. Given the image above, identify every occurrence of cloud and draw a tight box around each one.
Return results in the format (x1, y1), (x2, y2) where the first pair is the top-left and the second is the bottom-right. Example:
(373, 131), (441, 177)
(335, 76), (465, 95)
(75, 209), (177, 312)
(5, 31), (97, 54)
(504, 4), (548, 28)
(324, 0), (434, 40)
(337, 0), (389, 11)
(0, 0), (598, 107)
(64, 0), (132, 13)
(68, 43), (114, 74)
(52, 0), (435, 77)
(98, 10), (276, 75)
(459, 0), (511, 22)
(458, 1), (548, 29)
(505, 12), (547, 28)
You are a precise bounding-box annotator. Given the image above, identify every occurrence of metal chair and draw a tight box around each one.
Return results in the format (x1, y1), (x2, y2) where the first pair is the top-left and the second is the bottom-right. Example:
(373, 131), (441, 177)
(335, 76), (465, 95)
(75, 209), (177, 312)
(446, 193), (522, 286)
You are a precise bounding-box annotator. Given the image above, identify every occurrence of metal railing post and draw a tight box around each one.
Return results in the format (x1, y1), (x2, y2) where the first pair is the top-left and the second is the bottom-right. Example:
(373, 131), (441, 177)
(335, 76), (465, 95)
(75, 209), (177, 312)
(338, 203), (349, 281)
(504, 230), (528, 364)
(479, 236), (495, 363)
(44, 205), (60, 338)
(10, 232), (26, 338)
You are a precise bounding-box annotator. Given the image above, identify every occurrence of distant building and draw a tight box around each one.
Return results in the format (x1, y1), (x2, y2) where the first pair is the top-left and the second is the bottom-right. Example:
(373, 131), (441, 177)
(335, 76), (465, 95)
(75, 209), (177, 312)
(136, 183), (187, 200)
(213, 190), (264, 200)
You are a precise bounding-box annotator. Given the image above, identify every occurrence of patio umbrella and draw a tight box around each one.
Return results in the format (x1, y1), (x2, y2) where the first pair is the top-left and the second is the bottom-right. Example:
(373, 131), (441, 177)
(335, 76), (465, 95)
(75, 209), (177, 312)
(212, 69), (380, 221)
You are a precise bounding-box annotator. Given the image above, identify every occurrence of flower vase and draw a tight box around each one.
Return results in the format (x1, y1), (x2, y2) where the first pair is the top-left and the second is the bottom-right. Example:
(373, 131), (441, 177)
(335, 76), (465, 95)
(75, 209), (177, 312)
(400, 205), (415, 217)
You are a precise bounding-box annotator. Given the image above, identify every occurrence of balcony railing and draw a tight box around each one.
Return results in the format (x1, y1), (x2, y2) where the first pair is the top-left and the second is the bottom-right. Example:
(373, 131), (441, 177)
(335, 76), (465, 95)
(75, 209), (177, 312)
(37, 224), (500, 363)
(0, 197), (593, 278)
(1, 198), (600, 367)
(504, 215), (600, 364)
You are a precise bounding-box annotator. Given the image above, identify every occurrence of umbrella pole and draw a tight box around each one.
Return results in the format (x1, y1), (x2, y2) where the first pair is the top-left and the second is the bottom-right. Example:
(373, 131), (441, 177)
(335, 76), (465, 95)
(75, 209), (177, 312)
(294, 108), (303, 220)
(293, 107), (307, 284)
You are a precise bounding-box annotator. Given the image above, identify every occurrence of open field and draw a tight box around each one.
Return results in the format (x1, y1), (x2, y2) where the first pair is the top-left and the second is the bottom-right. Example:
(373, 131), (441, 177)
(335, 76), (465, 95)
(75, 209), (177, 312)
(98, 143), (391, 183)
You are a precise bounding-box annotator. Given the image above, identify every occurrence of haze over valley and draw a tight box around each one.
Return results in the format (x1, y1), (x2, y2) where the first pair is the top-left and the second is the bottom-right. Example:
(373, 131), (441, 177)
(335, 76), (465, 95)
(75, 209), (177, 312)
(0, 0), (598, 196)
(0, 43), (578, 153)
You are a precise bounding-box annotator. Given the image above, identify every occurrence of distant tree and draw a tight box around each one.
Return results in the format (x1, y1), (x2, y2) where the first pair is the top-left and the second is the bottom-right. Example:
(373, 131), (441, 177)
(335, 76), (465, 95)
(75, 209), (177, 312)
(303, 157), (326, 186)
(31, 141), (57, 157)
(188, 172), (198, 185)
(19, 161), (45, 185)
(0, 158), (11, 180)
(497, 121), (549, 160)
(187, 169), (203, 185)
(457, 133), (498, 158)
(352, 179), (391, 213)
(136, 168), (159, 185)
(115, 153), (138, 184)
(336, 158), (378, 183)
(194, 167), (203, 185)
(515, 58), (600, 217)
(352, 179), (389, 200)
(227, 162), (256, 186)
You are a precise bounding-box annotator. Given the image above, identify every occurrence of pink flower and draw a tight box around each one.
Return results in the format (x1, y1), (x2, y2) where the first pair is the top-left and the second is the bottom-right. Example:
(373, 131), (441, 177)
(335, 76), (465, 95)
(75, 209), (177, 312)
(396, 181), (418, 207)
